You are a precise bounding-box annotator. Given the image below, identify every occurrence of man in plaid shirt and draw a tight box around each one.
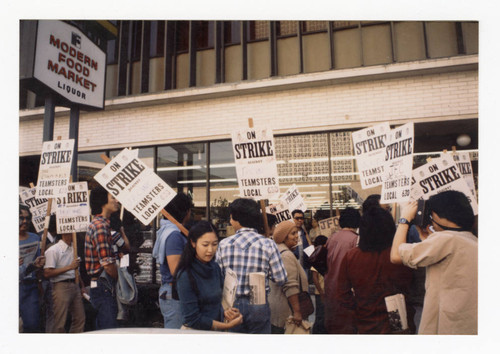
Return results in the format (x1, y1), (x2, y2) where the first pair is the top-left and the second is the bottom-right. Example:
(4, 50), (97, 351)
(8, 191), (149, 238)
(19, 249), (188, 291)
(85, 185), (121, 330)
(216, 198), (287, 334)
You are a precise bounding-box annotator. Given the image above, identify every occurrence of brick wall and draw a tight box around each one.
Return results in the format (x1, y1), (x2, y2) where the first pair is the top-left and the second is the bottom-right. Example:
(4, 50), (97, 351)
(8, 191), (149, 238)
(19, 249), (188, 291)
(19, 69), (478, 155)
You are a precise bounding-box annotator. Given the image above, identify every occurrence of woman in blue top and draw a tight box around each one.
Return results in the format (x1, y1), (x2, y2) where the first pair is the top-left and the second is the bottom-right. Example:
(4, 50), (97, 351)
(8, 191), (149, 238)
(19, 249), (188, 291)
(175, 221), (242, 331)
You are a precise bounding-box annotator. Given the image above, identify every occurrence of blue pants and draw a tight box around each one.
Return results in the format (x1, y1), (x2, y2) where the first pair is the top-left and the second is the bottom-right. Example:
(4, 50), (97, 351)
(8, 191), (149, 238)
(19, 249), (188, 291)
(159, 282), (182, 329)
(90, 276), (117, 330)
(230, 297), (271, 334)
(19, 281), (40, 333)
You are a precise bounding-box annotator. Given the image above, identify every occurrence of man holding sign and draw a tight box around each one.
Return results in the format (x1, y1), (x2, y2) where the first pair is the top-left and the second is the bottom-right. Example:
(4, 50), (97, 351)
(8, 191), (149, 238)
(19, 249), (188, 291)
(390, 191), (477, 334)
(44, 232), (86, 333)
(84, 185), (123, 330)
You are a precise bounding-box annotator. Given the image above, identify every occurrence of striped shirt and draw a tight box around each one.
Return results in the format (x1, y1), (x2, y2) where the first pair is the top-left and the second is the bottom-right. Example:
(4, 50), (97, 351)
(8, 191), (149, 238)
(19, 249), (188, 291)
(84, 215), (121, 277)
(216, 228), (287, 297)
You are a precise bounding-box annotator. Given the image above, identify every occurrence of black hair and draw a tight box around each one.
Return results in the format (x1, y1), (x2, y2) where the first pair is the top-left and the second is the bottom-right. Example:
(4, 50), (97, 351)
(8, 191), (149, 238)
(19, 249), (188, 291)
(89, 185), (109, 215)
(427, 190), (474, 231)
(292, 209), (304, 218)
(358, 207), (396, 252)
(19, 204), (31, 216)
(174, 220), (219, 280)
(314, 235), (328, 247)
(267, 213), (278, 228)
(109, 211), (122, 231)
(164, 193), (194, 223)
(339, 208), (361, 229)
(362, 194), (381, 213)
(229, 198), (262, 230)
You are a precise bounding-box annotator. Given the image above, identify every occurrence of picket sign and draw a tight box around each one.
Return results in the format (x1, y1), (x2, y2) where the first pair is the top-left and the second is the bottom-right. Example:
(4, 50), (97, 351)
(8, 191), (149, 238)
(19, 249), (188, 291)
(247, 118), (271, 237)
(30, 181), (51, 257)
(99, 153), (188, 237)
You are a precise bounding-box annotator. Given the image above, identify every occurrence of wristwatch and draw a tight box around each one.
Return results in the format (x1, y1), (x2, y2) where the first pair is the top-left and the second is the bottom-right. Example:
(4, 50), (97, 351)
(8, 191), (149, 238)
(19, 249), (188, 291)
(398, 218), (411, 225)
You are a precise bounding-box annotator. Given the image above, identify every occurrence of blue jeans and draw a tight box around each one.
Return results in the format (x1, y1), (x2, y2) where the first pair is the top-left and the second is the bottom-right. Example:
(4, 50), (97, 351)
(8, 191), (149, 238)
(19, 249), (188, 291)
(230, 296), (271, 334)
(159, 282), (182, 328)
(90, 275), (117, 330)
(19, 281), (40, 333)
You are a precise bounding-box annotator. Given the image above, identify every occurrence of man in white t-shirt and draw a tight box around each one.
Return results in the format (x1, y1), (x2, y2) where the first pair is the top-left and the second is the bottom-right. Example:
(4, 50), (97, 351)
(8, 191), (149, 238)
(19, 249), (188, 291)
(44, 232), (86, 333)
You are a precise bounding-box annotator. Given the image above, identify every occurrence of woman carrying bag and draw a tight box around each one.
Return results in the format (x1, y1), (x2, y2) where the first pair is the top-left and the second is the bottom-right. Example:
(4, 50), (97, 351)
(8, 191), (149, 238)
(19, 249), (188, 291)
(269, 220), (312, 334)
(174, 221), (243, 331)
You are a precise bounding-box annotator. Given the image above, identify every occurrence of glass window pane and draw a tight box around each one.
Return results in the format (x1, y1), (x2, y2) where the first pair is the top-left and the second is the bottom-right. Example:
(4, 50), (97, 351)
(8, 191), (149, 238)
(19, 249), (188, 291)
(77, 151), (107, 189)
(209, 141), (238, 237)
(157, 143), (207, 221)
(110, 147), (155, 169)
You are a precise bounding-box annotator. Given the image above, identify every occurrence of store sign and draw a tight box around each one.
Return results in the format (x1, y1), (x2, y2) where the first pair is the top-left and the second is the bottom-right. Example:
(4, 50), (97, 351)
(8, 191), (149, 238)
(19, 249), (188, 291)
(410, 154), (478, 215)
(54, 182), (90, 234)
(20, 187), (50, 233)
(231, 127), (280, 200)
(36, 139), (75, 198)
(352, 123), (391, 189)
(33, 20), (106, 109)
(380, 123), (414, 204)
(94, 148), (176, 225)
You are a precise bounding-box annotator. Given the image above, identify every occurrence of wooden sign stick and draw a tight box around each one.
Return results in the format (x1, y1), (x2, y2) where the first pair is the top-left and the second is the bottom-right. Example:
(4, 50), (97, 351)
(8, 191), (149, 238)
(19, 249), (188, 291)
(67, 176), (80, 285)
(99, 153), (189, 237)
(247, 118), (271, 237)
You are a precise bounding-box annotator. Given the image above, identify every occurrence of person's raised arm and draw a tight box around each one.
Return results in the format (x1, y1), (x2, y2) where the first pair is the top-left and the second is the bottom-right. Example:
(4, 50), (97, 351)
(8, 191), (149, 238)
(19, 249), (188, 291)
(390, 201), (418, 264)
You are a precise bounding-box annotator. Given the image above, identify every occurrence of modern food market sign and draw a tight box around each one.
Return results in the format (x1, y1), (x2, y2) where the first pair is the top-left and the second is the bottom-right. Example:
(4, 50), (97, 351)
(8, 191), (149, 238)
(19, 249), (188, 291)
(33, 20), (106, 109)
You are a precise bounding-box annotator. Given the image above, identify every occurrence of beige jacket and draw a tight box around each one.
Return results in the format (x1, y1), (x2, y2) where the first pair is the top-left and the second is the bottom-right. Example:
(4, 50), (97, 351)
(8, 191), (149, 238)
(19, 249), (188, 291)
(399, 230), (478, 334)
(269, 243), (309, 328)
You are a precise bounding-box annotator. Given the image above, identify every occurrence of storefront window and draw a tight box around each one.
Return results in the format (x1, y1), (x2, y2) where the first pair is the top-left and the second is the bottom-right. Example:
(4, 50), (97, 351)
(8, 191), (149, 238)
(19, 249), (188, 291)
(208, 141), (238, 237)
(77, 151), (107, 189)
(157, 143), (207, 221)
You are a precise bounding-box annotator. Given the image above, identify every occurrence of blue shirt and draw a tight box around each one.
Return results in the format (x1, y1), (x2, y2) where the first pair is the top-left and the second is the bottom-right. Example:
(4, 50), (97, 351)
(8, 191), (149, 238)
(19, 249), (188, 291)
(19, 232), (41, 281)
(177, 259), (224, 330)
(216, 227), (287, 297)
(153, 219), (187, 284)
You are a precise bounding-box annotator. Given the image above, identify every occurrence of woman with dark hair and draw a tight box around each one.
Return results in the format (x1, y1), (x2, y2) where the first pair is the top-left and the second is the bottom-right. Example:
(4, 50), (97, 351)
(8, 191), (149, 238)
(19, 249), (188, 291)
(335, 207), (414, 334)
(175, 221), (243, 331)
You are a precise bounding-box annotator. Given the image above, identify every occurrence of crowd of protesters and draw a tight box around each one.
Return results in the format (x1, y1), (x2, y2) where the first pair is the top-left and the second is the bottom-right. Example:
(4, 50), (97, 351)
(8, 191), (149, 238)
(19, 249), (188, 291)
(19, 184), (477, 334)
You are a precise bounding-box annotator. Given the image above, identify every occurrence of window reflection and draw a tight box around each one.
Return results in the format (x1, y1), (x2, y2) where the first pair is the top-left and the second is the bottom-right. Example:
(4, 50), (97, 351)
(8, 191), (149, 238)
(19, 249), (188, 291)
(208, 141), (238, 237)
(157, 143), (207, 221)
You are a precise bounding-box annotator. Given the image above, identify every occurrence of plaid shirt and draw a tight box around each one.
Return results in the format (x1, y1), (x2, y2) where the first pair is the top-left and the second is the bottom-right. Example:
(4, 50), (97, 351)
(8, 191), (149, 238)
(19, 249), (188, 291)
(85, 215), (120, 277)
(216, 227), (287, 297)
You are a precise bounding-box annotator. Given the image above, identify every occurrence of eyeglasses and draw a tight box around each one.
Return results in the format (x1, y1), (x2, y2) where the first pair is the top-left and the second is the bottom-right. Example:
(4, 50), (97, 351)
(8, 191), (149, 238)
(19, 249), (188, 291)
(294, 217), (304, 220)
(19, 216), (32, 221)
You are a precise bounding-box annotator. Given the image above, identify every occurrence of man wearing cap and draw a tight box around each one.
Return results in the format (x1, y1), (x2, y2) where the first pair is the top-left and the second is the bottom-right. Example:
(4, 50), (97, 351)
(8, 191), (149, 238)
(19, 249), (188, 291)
(44, 232), (86, 332)
(216, 198), (287, 334)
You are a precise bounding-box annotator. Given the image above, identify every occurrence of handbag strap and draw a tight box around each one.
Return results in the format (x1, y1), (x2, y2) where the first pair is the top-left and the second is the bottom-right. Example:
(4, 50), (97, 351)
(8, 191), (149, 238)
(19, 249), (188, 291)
(280, 248), (304, 293)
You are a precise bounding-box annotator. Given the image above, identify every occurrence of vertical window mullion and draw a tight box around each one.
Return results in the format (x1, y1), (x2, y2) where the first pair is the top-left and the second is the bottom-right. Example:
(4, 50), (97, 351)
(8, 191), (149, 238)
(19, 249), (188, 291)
(241, 21), (248, 80)
(141, 21), (151, 94)
(215, 21), (223, 84)
(358, 22), (364, 67)
(423, 21), (430, 59)
(270, 21), (277, 77)
(164, 21), (175, 90)
(328, 21), (335, 70)
(188, 21), (197, 87)
(455, 21), (465, 54)
(298, 21), (304, 73)
(117, 20), (129, 96)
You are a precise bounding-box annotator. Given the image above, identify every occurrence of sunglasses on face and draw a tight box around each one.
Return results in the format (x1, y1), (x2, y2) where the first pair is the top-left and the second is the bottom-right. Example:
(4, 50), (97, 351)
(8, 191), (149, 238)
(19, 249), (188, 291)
(19, 216), (32, 221)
